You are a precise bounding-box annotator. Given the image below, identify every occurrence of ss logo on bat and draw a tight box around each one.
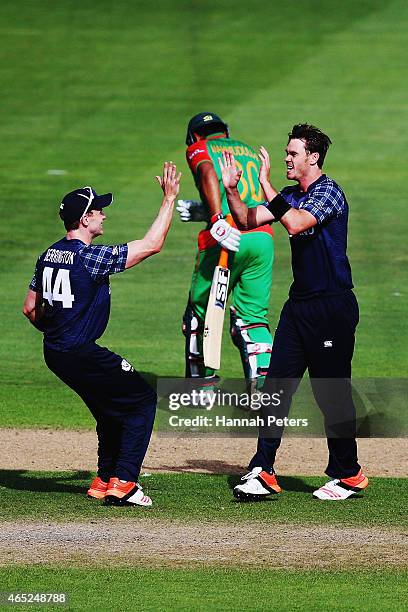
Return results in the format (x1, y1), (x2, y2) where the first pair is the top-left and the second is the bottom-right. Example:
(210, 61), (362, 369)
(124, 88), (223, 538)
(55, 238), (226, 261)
(215, 270), (229, 308)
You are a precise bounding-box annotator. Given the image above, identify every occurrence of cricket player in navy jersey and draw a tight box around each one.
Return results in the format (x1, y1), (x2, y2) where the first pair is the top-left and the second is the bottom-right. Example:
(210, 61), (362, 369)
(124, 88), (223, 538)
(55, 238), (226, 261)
(220, 124), (369, 501)
(23, 162), (181, 507)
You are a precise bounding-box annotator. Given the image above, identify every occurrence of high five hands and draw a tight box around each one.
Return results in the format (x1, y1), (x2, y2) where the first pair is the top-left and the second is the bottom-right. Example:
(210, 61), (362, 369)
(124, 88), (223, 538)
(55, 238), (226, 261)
(219, 147), (270, 190)
(258, 146), (271, 185)
(219, 151), (242, 190)
(156, 162), (182, 199)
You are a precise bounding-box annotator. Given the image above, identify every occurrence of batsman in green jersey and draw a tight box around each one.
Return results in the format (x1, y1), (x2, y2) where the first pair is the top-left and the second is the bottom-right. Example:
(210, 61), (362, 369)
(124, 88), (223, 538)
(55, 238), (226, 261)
(178, 113), (274, 389)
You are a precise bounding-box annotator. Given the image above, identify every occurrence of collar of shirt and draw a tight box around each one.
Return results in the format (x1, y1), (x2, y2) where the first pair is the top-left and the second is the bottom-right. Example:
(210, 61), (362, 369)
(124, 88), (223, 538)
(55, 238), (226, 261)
(300, 174), (327, 194)
(206, 133), (227, 141)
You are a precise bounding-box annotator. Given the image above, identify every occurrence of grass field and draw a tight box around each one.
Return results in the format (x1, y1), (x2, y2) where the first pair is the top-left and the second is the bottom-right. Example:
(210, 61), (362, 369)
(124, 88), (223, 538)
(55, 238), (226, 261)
(1, 471), (407, 526)
(1, 567), (407, 611)
(0, 472), (406, 610)
(1, 567), (408, 612)
(1, 0), (407, 425)
(0, 0), (407, 609)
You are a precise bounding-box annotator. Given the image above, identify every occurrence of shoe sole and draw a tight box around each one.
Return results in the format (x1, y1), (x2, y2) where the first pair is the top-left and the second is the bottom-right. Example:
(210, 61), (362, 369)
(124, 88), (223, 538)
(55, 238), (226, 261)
(87, 491), (106, 500)
(233, 489), (278, 502)
(104, 494), (131, 506)
(346, 481), (369, 492)
(104, 493), (151, 507)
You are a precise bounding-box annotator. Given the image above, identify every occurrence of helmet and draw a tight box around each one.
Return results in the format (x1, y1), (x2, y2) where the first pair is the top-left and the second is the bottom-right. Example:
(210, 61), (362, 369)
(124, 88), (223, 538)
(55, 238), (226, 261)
(185, 112), (229, 145)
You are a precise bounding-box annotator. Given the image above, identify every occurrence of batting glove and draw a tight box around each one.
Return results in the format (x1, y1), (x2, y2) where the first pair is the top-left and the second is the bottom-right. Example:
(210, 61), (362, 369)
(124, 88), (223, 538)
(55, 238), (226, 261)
(176, 199), (208, 222)
(210, 214), (241, 252)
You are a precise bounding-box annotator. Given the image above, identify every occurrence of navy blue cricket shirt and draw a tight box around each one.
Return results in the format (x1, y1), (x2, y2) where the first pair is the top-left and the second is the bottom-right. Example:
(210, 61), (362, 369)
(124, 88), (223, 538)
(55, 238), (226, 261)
(266, 175), (353, 300)
(29, 237), (128, 351)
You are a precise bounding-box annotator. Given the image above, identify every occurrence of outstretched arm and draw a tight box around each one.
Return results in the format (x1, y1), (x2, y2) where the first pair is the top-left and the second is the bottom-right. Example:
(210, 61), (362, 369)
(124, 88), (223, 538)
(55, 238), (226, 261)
(258, 146), (317, 234)
(222, 149), (317, 235)
(125, 162), (181, 269)
(219, 152), (273, 230)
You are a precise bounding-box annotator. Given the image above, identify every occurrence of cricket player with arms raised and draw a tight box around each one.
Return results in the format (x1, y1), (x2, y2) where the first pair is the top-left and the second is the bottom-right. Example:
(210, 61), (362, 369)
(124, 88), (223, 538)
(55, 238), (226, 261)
(220, 124), (368, 501)
(178, 113), (274, 390)
(23, 163), (181, 507)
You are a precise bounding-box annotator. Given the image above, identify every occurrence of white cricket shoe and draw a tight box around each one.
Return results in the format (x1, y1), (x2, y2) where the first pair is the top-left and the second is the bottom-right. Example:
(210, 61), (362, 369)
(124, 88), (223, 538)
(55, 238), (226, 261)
(313, 470), (369, 500)
(233, 467), (282, 501)
(126, 485), (153, 507)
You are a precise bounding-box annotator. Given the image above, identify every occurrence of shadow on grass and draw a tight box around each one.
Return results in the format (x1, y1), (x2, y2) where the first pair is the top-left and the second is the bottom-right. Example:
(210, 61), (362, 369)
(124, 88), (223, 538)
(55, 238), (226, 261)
(226, 474), (316, 493)
(278, 477), (316, 493)
(145, 459), (246, 474)
(0, 470), (92, 494)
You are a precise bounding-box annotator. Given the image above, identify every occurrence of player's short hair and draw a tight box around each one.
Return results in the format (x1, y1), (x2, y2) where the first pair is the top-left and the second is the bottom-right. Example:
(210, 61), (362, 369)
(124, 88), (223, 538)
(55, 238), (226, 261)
(60, 213), (79, 231)
(60, 209), (96, 231)
(288, 124), (332, 168)
(194, 122), (227, 139)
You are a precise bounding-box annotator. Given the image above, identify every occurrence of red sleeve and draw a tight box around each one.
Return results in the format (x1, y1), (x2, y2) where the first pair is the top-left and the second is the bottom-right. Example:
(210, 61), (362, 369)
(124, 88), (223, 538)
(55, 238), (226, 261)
(186, 140), (212, 174)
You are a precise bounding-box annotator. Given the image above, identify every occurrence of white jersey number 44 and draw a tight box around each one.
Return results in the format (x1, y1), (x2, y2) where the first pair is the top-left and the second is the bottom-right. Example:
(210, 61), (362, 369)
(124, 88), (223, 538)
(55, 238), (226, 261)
(42, 266), (74, 308)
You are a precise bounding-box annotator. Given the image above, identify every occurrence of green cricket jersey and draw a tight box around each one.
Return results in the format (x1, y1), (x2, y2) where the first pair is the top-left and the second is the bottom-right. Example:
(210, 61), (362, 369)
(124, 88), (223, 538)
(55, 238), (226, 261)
(186, 134), (264, 216)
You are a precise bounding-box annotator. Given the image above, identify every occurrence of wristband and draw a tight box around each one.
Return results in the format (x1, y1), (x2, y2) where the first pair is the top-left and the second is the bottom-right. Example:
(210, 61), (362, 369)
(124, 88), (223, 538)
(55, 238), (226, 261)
(268, 194), (291, 221)
(210, 212), (224, 225)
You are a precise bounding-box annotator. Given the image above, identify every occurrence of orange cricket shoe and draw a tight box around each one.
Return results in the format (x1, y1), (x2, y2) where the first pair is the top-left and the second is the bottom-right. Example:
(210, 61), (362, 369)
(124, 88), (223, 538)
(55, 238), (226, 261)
(233, 467), (282, 501)
(104, 477), (152, 507)
(87, 476), (109, 500)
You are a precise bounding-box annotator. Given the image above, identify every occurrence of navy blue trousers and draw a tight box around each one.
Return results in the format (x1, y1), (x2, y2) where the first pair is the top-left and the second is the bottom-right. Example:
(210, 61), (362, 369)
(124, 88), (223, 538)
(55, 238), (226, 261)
(249, 291), (361, 478)
(44, 342), (156, 482)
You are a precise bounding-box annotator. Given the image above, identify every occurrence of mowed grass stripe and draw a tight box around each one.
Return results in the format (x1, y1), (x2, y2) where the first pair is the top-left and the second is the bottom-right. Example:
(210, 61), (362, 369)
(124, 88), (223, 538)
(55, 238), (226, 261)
(0, 567), (407, 611)
(0, 472), (406, 527)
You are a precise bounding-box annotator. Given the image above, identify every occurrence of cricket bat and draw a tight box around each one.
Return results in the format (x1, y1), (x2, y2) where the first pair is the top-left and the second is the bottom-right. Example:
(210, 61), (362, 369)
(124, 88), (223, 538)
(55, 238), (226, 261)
(203, 246), (230, 370)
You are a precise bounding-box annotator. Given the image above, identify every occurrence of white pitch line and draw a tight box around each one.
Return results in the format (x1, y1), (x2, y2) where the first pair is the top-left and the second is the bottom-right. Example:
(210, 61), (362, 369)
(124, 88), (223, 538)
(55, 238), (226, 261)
(46, 169), (67, 176)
